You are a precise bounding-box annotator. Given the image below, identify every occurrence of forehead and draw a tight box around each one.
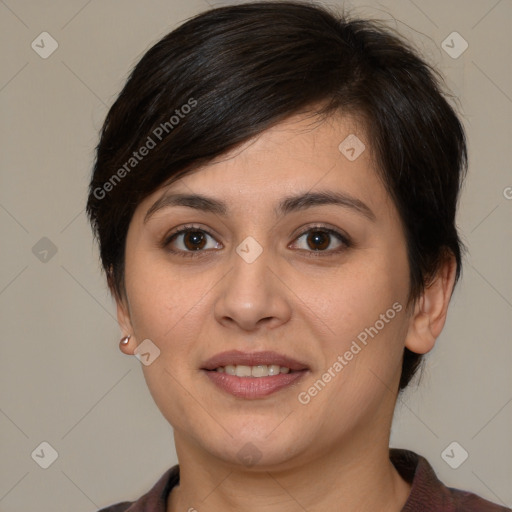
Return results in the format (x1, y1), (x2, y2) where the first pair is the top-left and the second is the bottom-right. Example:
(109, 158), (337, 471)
(135, 111), (393, 222)
(201, 111), (373, 176)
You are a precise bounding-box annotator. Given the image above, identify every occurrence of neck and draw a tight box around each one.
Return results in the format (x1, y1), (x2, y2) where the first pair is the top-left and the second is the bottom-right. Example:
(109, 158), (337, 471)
(167, 425), (411, 512)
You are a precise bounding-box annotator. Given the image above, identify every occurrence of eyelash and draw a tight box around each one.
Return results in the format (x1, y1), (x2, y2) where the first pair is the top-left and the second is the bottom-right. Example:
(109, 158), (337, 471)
(161, 223), (352, 259)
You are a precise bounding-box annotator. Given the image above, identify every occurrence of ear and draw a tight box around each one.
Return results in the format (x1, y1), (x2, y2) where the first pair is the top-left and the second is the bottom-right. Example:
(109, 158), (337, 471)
(115, 293), (136, 356)
(404, 253), (458, 355)
(108, 266), (136, 355)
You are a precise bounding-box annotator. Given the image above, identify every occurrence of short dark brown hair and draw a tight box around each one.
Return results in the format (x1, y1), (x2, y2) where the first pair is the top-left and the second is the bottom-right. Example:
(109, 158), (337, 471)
(86, 0), (468, 391)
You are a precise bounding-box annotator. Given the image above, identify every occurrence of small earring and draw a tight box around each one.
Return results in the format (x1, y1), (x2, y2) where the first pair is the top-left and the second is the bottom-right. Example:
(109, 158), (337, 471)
(120, 335), (131, 346)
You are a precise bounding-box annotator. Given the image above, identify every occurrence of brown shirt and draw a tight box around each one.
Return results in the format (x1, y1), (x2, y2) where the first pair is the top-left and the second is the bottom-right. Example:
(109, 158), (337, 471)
(97, 449), (510, 511)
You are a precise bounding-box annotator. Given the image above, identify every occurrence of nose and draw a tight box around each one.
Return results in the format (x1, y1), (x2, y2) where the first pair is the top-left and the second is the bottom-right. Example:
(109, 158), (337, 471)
(213, 245), (292, 332)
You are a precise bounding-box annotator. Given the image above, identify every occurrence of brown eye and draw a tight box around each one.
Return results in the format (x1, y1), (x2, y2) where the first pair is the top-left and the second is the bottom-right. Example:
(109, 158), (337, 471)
(291, 226), (350, 254)
(182, 230), (207, 251)
(306, 230), (331, 250)
(164, 226), (222, 255)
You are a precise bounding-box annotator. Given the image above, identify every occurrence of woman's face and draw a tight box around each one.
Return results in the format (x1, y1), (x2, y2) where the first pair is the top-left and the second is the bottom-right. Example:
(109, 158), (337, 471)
(118, 112), (418, 469)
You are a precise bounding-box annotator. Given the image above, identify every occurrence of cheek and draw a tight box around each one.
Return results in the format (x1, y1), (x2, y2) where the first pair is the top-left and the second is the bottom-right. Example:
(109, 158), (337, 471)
(124, 247), (202, 342)
(123, 254), (211, 413)
(307, 244), (409, 389)
(313, 253), (407, 342)
(299, 271), (408, 425)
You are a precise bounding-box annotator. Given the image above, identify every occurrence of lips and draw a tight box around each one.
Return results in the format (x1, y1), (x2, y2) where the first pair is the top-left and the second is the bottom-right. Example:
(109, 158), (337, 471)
(201, 350), (310, 399)
(201, 350), (309, 372)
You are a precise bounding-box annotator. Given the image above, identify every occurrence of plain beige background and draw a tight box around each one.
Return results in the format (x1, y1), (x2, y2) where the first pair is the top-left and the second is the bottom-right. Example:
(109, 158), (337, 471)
(0, 0), (511, 510)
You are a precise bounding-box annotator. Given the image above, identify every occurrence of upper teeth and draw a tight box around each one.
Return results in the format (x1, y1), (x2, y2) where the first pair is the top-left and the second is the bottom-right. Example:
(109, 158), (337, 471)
(216, 365), (291, 377)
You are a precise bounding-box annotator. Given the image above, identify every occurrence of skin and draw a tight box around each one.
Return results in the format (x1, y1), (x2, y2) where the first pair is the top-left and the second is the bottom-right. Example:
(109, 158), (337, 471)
(115, 111), (457, 512)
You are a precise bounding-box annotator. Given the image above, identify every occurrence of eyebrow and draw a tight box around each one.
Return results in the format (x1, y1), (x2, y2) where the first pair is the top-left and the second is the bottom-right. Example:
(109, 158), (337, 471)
(144, 190), (376, 223)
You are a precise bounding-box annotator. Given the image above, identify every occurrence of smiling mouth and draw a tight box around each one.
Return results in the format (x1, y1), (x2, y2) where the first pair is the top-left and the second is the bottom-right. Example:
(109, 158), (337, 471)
(200, 350), (310, 398)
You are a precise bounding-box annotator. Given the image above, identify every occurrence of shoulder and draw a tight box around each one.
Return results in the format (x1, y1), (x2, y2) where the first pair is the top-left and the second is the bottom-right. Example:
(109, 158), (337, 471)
(390, 449), (510, 512)
(447, 488), (511, 511)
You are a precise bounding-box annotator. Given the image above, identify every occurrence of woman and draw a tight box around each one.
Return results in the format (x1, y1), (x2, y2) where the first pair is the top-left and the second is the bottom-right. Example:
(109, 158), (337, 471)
(87, 2), (509, 511)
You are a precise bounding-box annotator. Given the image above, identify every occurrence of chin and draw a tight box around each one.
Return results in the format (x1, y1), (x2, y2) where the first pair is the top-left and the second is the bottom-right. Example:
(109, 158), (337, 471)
(219, 440), (303, 471)
(193, 422), (309, 470)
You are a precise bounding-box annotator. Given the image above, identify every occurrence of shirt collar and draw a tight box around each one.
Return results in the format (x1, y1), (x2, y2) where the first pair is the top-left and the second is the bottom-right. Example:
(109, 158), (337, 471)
(109, 449), (505, 511)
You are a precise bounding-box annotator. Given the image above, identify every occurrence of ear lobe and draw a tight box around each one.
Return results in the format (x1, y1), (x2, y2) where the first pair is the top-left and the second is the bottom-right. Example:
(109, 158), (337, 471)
(115, 296), (136, 355)
(405, 254), (458, 355)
